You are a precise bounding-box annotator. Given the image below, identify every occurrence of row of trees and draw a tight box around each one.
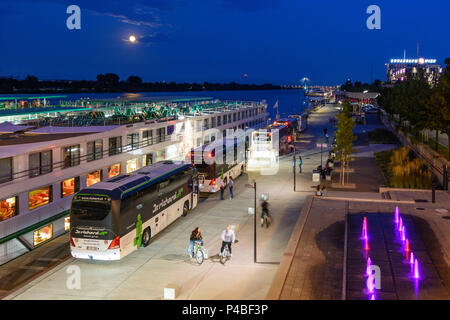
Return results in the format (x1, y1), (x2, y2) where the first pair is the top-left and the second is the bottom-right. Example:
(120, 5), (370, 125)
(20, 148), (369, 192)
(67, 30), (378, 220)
(340, 79), (383, 93)
(377, 58), (450, 159)
(0, 74), (282, 94)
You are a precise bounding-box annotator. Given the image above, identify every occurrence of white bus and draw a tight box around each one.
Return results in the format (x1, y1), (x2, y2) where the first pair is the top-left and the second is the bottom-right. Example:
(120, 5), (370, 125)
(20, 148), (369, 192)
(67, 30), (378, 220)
(191, 136), (246, 193)
(247, 128), (283, 170)
(69, 161), (198, 260)
(288, 113), (308, 132)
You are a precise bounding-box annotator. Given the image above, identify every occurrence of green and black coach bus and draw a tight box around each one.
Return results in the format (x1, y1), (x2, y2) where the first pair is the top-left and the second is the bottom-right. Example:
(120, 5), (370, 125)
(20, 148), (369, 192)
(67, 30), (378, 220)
(70, 160), (198, 260)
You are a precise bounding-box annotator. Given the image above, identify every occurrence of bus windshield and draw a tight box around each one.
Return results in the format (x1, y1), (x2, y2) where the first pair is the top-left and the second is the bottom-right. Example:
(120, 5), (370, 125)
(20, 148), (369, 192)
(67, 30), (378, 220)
(72, 198), (111, 221)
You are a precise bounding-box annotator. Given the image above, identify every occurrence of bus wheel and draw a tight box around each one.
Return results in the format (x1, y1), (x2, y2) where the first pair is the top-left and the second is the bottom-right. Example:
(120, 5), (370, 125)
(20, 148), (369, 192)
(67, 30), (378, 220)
(142, 227), (151, 247)
(182, 201), (189, 217)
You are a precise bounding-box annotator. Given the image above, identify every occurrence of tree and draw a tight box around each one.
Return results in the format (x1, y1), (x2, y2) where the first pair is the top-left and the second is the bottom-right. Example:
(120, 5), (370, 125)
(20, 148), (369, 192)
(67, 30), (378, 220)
(96, 73), (120, 91)
(427, 58), (450, 159)
(334, 110), (356, 185)
(23, 75), (39, 89)
(127, 75), (142, 86)
(342, 99), (352, 116)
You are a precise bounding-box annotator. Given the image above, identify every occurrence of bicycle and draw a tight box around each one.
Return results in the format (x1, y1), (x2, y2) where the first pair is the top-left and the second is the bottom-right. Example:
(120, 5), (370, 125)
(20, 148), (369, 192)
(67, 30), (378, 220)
(187, 240), (207, 265)
(219, 240), (238, 264)
(261, 214), (271, 228)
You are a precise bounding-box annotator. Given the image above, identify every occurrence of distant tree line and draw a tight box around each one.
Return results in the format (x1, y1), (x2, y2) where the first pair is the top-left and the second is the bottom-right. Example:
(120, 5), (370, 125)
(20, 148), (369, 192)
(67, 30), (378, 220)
(0, 73), (283, 94)
(340, 79), (383, 93)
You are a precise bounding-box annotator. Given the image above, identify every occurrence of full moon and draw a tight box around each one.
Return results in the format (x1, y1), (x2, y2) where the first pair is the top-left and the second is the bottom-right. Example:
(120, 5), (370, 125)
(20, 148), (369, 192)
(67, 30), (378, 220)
(129, 35), (137, 43)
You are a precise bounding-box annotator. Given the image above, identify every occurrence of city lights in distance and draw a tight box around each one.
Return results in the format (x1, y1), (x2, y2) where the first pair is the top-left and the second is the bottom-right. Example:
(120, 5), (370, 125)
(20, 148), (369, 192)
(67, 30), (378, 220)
(390, 58), (437, 64)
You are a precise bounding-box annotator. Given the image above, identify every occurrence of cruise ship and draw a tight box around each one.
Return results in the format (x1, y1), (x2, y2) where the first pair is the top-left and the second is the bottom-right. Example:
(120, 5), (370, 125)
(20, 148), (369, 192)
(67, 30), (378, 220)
(0, 96), (268, 264)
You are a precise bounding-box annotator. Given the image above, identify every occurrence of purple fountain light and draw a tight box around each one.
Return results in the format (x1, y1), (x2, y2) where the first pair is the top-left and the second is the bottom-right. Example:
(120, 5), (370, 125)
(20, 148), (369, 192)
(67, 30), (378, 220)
(362, 217), (368, 239)
(401, 227), (407, 242)
(410, 252), (415, 264)
(367, 273), (375, 293)
(394, 206), (399, 223)
(366, 257), (372, 276)
(414, 259), (420, 279)
(398, 218), (403, 232)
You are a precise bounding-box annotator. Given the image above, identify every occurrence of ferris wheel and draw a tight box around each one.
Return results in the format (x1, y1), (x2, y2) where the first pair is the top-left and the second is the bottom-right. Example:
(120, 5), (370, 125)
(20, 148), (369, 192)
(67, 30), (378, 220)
(300, 77), (310, 89)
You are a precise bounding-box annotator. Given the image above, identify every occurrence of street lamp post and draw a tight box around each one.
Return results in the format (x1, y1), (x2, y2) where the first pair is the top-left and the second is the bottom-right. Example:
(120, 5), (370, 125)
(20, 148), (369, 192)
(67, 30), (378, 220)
(292, 154), (296, 191)
(246, 180), (257, 263)
(253, 180), (256, 263)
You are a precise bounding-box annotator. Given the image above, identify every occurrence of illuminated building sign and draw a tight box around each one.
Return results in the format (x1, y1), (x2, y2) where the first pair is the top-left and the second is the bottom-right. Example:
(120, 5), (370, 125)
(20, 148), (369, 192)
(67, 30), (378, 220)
(389, 58), (437, 64)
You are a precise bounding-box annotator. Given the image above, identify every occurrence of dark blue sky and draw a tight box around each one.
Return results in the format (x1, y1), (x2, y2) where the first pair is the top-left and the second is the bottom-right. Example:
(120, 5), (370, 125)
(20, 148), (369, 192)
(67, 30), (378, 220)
(0, 0), (449, 85)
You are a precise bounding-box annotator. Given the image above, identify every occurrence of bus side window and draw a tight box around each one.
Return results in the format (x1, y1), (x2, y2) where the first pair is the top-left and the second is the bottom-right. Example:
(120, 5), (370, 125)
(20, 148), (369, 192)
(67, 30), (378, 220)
(158, 179), (170, 195)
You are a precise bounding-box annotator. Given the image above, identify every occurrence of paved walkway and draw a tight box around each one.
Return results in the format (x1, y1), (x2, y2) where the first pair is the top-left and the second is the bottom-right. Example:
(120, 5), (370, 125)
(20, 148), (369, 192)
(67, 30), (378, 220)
(266, 190), (450, 300)
(4, 106), (340, 300)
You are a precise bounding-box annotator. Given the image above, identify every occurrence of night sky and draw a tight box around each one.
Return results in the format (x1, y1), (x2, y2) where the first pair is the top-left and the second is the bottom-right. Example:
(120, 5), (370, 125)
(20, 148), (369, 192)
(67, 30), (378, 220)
(0, 0), (449, 85)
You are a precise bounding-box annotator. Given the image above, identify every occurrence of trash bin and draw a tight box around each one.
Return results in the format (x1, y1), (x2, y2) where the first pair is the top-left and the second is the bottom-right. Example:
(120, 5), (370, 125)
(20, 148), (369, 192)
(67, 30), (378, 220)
(312, 169), (321, 182)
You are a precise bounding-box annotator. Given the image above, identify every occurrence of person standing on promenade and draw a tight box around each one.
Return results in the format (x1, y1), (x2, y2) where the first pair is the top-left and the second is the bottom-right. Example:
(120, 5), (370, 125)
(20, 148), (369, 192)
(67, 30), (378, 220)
(228, 177), (234, 200)
(298, 156), (303, 174)
(218, 177), (225, 200)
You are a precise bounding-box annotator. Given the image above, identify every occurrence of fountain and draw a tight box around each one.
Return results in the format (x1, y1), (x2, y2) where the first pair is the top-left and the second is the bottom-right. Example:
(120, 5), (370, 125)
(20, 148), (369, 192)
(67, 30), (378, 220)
(367, 273), (375, 293)
(410, 252), (415, 264)
(401, 227), (407, 242)
(405, 239), (410, 252)
(414, 259), (420, 279)
(364, 237), (370, 251)
(394, 206), (399, 223)
(398, 218), (403, 232)
(362, 217), (368, 239)
(366, 257), (372, 276)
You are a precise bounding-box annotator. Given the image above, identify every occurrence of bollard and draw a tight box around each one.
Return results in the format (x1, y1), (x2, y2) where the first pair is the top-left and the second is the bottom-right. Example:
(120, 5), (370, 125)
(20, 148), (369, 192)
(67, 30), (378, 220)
(164, 284), (179, 299)
(444, 165), (448, 191)
(431, 183), (436, 203)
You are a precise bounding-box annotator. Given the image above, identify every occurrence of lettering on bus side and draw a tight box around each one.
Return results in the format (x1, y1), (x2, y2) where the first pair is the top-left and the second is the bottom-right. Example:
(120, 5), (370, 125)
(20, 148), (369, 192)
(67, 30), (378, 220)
(117, 169), (191, 236)
(72, 226), (112, 239)
(152, 187), (184, 213)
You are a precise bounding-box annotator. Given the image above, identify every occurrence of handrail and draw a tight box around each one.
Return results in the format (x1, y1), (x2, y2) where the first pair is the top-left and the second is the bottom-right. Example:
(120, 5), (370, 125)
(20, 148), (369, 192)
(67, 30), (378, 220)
(0, 134), (180, 184)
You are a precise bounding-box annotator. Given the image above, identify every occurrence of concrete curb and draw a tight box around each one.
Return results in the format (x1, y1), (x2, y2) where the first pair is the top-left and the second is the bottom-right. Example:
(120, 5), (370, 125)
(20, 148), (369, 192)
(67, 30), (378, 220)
(379, 187), (449, 193)
(314, 196), (415, 204)
(265, 195), (314, 300)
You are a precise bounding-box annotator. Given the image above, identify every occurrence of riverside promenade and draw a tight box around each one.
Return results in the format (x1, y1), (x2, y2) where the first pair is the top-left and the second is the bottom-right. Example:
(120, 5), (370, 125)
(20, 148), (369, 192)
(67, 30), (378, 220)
(4, 104), (340, 300)
(266, 106), (450, 300)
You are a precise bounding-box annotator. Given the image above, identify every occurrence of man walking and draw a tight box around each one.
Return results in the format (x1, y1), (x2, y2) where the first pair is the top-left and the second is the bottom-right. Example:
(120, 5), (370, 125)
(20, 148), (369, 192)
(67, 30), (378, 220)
(228, 177), (234, 200)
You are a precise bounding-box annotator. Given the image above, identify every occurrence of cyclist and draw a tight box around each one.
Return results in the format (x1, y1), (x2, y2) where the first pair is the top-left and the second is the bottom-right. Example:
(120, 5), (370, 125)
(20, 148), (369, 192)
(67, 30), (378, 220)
(189, 227), (203, 258)
(220, 225), (235, 258)
(261, 199), (270, 228)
